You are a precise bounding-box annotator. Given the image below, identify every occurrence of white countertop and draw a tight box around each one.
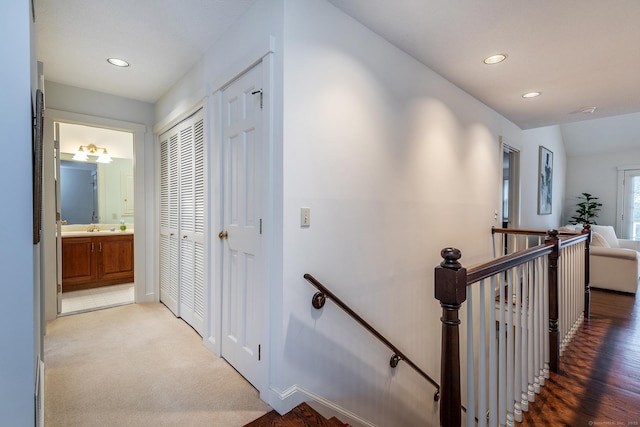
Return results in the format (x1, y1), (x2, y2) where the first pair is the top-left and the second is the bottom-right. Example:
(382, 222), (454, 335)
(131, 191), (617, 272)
(60, 224), (134, 238)
(61, 230), (134, 238)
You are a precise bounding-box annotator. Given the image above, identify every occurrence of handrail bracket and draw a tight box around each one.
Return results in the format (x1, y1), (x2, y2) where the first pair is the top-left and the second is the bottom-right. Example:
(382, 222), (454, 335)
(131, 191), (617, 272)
(390, 354), (401, 368)
(312, 292), (326, 309)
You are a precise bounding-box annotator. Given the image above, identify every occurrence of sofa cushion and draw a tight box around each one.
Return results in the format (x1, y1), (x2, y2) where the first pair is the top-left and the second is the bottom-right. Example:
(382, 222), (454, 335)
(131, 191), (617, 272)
(591, 225), (620, 248)
(591, 232), (611, 248)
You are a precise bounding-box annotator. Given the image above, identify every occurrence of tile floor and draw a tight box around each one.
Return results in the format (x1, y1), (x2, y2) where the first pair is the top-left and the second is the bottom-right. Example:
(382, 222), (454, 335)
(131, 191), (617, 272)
(60, 283), (134, 315)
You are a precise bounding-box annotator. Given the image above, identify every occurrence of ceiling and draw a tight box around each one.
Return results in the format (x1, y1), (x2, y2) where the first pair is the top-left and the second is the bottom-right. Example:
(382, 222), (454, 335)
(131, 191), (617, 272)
(36, 0), (640, 155)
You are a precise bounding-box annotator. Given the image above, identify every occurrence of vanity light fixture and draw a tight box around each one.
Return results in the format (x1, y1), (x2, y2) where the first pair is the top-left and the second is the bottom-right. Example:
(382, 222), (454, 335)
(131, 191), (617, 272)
(73, 144), (113, 163)
(107, 57), (130, 67)
(522, 91), (542, 98)
(72, 146), (89, 161)
(96, 148), (112, 164)
(484, 54), (507, 65)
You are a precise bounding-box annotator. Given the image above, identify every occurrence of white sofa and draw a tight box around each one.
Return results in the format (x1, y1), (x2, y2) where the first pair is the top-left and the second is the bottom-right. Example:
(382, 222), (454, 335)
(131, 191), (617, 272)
(561, 224), (640, 294)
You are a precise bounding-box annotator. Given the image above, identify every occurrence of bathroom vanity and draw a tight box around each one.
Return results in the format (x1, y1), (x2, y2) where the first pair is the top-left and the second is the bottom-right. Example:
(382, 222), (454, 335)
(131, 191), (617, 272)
(61, 232), (134, 292)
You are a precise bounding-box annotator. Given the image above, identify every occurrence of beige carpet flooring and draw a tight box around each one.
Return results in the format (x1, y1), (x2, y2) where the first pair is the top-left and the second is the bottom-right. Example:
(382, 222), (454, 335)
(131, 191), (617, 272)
(44, 302), (271, 426)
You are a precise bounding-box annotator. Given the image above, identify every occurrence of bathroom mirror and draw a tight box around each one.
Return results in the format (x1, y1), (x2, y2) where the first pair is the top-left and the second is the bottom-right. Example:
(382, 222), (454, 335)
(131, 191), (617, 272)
(58, 123), (134, 225)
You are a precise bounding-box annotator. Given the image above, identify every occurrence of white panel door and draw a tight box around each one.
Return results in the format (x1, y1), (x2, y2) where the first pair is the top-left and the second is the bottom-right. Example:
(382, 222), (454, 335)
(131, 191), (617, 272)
(221, 62), (264, 387)
(159, 131), (179, 316)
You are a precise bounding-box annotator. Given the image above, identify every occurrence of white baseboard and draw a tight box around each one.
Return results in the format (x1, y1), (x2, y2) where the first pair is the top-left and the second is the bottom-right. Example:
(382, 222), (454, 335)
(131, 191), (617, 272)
(35, 358), (44, 427)
(269, 384), (376, 427)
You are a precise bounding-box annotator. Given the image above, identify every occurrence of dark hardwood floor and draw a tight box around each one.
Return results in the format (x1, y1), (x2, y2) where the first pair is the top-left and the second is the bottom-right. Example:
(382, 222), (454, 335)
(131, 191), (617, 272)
(519, 289), (640, 427)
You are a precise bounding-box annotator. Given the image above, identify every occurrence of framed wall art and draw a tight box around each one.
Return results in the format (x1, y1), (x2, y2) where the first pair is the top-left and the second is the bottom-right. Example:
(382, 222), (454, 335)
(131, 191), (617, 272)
(538, 146), (553, 215)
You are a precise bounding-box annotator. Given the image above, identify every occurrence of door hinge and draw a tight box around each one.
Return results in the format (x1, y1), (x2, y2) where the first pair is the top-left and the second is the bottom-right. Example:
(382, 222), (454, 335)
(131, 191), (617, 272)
(252, 89), (263, 109)
(54, 140), (60, 150)
(258, 344), (261, 361)
(57, 283), (62, 293)
(259, 218), (262, 235)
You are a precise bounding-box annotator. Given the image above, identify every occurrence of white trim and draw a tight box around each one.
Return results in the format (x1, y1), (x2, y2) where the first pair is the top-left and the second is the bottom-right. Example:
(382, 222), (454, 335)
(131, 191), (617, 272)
(617, 164), (640, 171)
(616, 167), (640, 238)
(617, 169), (625, 235)
(499, 136), (521, 229)
(36, 357), (44, 427)
(208, 89), (223, 357)
(210, 35), (276, 93)
(153, 90), (206, 136)
(211, 51), (275, 399)
(270, 384), (376, 427)
(43, 109), (151, 315)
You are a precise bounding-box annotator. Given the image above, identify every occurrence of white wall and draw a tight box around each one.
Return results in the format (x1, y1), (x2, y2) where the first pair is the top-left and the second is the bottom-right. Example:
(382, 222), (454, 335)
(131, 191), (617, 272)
(0, 1), (36, 424)
(151, 0), (574, 425)
(520, 125), (567, 229)
(565, 148), (640, 230)
(279, 1), (524, 425)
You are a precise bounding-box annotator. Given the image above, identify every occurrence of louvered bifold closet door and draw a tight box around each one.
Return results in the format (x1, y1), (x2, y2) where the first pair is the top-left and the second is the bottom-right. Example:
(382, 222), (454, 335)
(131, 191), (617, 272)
(158, 109), (206, 333)
(159, 133), (180, 316)
(175, 110), (205, 335)
(192, 119), (206, 328)
(179, 124), (195, 331)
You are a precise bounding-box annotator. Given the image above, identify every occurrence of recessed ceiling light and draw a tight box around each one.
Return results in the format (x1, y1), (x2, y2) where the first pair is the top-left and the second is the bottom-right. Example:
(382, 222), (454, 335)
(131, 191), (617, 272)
(522, 91), (541, 98)
(484, 54), (507, 65)
(107, 58), (130, 67)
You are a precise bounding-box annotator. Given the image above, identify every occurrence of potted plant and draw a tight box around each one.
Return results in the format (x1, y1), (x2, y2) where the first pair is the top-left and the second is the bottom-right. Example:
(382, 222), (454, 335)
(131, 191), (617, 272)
(570, 192), (602, 225)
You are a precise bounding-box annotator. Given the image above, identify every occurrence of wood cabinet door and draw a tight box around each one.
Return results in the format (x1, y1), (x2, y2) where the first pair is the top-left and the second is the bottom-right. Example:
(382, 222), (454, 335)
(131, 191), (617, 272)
(98, 234), (134, 281)
(61, 237), (96, 287)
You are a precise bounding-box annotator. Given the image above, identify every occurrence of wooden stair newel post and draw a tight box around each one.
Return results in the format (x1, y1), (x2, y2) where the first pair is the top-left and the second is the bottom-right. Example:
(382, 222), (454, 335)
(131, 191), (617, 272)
(582, 224), (592, 319)
(546, 230), (560, 373)
(435, 248), (467, 427)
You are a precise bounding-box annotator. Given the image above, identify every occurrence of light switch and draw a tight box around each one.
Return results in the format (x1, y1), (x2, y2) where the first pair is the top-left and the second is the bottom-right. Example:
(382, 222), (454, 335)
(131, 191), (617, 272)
(300, 207), (311, 227)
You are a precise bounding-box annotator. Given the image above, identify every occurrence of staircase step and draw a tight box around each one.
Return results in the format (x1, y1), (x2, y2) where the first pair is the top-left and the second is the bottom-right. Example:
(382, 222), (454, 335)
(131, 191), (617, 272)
(244, 402), (349, 427)
(327, 416), (349, 427)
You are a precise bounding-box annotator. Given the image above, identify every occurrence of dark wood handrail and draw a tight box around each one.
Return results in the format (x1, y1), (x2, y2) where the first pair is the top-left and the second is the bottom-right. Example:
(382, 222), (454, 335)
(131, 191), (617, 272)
(467, 243), (554, 285)
(469, 231), (590, 285)
(492, 226), (587, 237)
(492, 226), (549, 236)
(303, 273), (441, 399)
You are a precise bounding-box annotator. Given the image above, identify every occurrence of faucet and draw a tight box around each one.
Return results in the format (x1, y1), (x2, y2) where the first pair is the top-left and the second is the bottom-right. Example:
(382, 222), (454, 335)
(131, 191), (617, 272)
(87, 224), (100, 232)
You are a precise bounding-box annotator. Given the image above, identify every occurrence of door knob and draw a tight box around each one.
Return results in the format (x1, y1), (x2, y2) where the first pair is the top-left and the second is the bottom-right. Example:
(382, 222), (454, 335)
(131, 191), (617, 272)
(218, 230), (228, 240)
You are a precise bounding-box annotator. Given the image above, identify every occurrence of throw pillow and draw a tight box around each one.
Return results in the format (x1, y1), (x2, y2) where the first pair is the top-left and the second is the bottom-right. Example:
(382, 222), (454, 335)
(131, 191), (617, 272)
(591, 225), (620, 248)
(590, 232), (610, 248)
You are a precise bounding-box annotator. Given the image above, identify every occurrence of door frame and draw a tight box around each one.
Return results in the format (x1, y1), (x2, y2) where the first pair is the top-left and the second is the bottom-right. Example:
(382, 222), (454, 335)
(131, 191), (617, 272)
(499, 136), (521, 230)
(616, 165), (640, 238)
(42, 109), (147, 320)
(207, 51), (275, 397)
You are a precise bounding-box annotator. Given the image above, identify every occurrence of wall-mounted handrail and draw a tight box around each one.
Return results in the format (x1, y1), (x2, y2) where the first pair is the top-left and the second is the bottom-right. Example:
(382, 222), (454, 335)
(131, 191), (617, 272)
(303, 273), (441, 401)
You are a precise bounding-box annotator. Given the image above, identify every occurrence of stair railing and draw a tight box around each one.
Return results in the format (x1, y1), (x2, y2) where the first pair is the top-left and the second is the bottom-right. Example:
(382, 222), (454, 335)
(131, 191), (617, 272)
(303, 273), (441, 402)
(435, 226), (591, 427)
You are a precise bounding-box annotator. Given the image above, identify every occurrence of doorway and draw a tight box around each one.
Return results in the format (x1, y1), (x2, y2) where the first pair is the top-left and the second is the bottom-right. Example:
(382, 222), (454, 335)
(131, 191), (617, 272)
(56, 122), (135, 315)
(42, 109), (147, 322)
(501, 141), (521, 230)
(616, 167), (640, 240)
(499, 138), (521, 256)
